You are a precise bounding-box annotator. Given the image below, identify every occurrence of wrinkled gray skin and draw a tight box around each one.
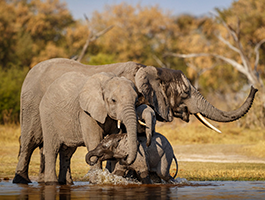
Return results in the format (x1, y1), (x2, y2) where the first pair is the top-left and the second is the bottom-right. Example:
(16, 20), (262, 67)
(86, 132), (178, 184)
(136, 104), (156, 147)
(86, 104), (178, 184)
(39, 72), (138, 184)
(13, 58), (257, 184)
(104, 103), (156, 174)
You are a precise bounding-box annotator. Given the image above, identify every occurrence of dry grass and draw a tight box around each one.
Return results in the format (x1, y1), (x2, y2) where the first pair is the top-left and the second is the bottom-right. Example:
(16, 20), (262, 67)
(157, 117), (265, 158)
(0, 122), (265, 181)
(175, 162), (265, 181)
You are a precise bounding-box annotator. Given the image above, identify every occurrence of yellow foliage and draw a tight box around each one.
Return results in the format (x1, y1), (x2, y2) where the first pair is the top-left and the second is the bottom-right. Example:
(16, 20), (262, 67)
(31, 42), (68, 67)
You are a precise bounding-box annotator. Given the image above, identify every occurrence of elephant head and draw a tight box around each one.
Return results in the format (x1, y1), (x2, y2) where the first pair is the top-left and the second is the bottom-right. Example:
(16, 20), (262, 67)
(135, 66), (258, 132)
(85, 133), (127, 166)
(79, 72), (138, 164)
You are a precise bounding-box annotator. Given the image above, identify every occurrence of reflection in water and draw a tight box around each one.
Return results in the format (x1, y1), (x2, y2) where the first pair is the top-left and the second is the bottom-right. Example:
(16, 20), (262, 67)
(0, 181), (177, 200)
(1, 180), (265, 199)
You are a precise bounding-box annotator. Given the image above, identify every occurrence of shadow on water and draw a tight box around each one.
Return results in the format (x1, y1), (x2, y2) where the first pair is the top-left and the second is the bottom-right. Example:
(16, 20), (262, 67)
(1, 180), (265, 199)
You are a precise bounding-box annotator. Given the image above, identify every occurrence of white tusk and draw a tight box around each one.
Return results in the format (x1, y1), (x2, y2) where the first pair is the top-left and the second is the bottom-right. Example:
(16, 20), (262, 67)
(195, 113), (222, 134)
(117, 120), (121, 129)
(138, 120), (147, 126)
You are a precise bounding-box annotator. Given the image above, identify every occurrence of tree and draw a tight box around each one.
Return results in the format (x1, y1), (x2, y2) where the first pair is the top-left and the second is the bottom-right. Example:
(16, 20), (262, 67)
(88, 3), (181, 67)
(0, 0), (86, 123)
(166, 0), (265, 126)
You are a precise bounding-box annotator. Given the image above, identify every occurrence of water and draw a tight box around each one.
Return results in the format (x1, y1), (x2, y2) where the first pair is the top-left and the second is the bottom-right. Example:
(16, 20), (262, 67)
(1, 180), (265, 199)
(1, 170), (265, 199)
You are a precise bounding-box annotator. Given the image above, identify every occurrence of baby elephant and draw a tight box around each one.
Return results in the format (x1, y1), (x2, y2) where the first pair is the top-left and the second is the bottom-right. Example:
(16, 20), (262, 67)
(85, 132), (178, 184)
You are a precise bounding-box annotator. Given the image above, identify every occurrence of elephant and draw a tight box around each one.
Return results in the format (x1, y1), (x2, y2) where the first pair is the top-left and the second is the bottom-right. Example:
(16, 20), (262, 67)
(86, 132), (178, 184)
(87, 104), (178, 184)
(38, 72), (138, 184)
(13, 58), (257, 184)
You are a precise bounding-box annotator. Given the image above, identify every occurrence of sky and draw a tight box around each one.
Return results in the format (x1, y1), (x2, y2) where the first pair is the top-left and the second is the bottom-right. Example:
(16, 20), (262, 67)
(64, 0), (235, 20)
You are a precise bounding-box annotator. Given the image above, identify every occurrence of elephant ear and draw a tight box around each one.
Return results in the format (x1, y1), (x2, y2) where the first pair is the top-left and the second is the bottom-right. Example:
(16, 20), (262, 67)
(79, 73), (113, 124)
(135, 66), (173, 122)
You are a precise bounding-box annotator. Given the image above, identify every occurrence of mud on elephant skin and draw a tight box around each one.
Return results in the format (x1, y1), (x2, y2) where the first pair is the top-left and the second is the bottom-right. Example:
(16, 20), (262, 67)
(14, 58), (257, 184)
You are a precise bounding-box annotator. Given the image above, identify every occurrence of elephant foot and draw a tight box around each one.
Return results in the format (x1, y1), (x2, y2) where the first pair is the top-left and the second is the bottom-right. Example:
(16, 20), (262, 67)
(13, 173), (32, 184)
(45, 181), (59, 185)
(66, 179), (74, 185)
(139, 171), (152, 184)
(141, 176), (152, 184)
(58, 180), (74, 185)
(149, 172), (162, 183)
(38, 174), (45, 183)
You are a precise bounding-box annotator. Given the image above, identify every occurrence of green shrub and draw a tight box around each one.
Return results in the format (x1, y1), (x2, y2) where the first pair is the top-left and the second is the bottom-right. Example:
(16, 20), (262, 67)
(0, 66), (28, 124)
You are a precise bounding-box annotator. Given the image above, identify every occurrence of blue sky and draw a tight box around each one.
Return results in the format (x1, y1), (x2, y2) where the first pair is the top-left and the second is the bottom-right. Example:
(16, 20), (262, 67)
(64, 0), (235, 20)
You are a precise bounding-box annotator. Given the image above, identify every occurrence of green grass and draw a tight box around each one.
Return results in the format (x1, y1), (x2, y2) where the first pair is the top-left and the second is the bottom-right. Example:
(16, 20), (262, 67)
(0, 123), (265, 182)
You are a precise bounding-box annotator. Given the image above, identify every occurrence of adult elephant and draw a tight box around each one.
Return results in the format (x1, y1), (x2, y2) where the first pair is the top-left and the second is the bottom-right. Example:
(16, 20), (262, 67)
(13, 58), (257, 184)
(41, 72), (138, 184)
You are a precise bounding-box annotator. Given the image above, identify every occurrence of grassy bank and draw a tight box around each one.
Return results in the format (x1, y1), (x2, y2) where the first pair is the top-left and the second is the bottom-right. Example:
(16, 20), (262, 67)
(0, 123), (265, 182)
(176, 162), (265, 181)
(157, 118), (265, 158)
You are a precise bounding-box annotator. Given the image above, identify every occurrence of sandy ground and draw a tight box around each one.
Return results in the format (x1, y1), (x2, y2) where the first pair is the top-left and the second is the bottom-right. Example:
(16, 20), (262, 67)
(173, 144), (265, 164)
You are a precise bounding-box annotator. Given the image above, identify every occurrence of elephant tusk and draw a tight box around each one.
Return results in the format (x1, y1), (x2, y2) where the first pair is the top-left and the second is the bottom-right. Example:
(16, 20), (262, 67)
(195, 113), (222, 134)
(138, 120), (147, 126)
(117, 120), (121, 129)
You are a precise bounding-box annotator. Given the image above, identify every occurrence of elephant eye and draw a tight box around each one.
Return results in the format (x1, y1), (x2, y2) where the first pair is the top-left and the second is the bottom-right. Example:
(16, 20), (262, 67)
(181, 91), (189, 99)
(111, 98), (116, 103)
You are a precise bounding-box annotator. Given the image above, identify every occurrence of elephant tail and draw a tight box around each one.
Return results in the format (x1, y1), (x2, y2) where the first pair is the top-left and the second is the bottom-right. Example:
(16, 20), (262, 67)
(172, 155), (178, 179)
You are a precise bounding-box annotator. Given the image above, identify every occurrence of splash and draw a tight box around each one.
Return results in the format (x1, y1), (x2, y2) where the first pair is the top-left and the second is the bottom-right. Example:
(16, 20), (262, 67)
(173, 177), (190, 185)
(83, 168), (141, 185)
(83, 168), (190, 185)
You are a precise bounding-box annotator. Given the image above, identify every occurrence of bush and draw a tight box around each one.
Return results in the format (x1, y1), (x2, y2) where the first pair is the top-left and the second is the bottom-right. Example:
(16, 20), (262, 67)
(0, 66), (28, 124)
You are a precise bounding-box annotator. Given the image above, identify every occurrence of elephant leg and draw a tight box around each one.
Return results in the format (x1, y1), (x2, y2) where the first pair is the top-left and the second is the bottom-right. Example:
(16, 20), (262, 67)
(138, 170), (151, 184)
(149, 172), (162, 183)
(58, 146), (77, 185)
(156, 156), (172, 182)
(38, 144), (45, 183)
(13, 145), (36, 184)
(112, 162), (127, 177)
(44, 136), (61, 184)
(13, 114), (43, 184)
(132, 145), (151, 184)
(105, 160), (118, 173)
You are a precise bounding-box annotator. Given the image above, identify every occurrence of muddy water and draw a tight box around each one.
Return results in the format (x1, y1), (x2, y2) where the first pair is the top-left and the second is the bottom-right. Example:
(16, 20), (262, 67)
(1, 180), (265, 199)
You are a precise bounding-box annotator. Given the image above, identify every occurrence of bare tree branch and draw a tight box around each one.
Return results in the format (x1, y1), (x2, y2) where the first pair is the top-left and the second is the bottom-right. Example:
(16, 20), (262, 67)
(152, 55), (167, 68)
(216, 34), (240, 53)
(76, 15), (114, 62)
(186, 62), (217, 89)
(254, 38), (265, 72)
(210, 12), (257, 83)
(166, 52), (258, 84)
(77, 25), (114, 62)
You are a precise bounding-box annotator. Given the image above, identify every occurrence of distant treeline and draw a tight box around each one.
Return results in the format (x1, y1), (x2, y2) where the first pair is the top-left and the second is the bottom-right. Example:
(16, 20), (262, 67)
(1, 0), (265, 124)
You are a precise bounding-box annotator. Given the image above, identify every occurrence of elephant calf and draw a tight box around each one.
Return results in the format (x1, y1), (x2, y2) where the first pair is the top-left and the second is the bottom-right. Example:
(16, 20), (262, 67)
(86, 132), (178, 184)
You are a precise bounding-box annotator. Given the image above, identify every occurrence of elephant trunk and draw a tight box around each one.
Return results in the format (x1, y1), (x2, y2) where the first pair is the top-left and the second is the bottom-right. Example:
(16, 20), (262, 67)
(188, 86), (258, 122)
(136, 104), (154, 147)
(122, 104), (137, 165)
(85, 150), (99, 166)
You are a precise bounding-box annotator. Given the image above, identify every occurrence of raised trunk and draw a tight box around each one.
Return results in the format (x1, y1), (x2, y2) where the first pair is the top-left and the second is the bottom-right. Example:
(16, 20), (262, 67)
(122, 105), (137, 165)
(189, 86), (258, 122)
